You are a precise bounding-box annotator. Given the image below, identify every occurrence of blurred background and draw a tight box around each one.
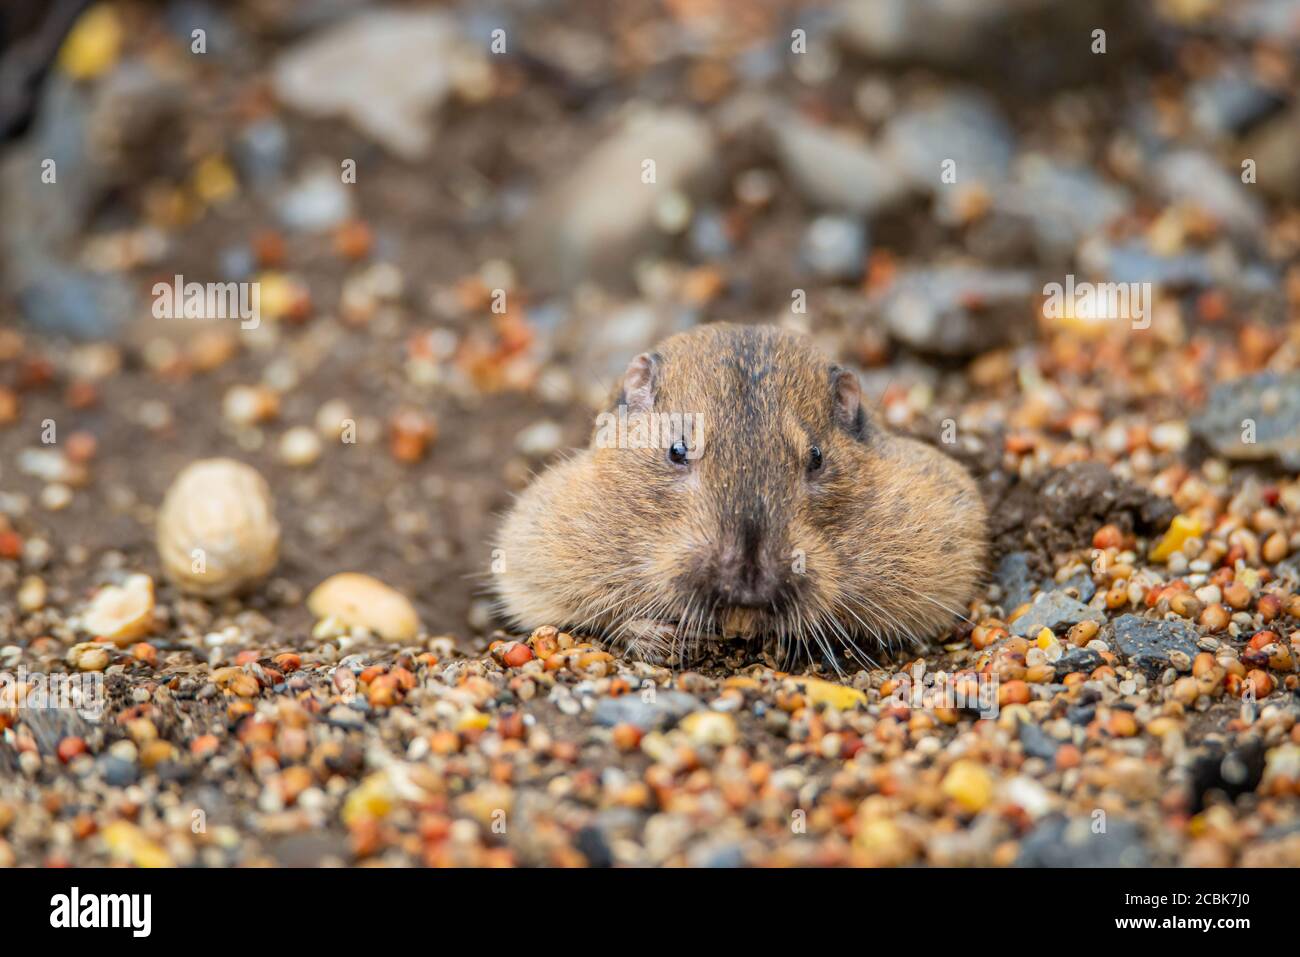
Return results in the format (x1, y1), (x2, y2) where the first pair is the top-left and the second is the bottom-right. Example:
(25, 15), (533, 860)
(0, 0), (1298, 639)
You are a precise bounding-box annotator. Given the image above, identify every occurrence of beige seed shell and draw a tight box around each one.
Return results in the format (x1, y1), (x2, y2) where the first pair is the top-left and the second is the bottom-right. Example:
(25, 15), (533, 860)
(306, 573), (421, 642)
(156, 458), (279, 598)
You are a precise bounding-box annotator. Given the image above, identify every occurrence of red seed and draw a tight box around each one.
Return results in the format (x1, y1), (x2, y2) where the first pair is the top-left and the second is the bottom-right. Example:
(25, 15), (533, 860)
(502, 643), (534, 668)
(0, 531), (22, 560)
(333, 220), (374, 261)
(1244, 670), (1275, 699)
(1248, 631), (1279, 652)
(612, 723), (643, 751)
(998, 680), (1030, 706)
(130, 643), (158, 667)
(1055, 744), (1081, 770)
(56, 737), (87, 763)
(497, 711), (527, 740)
(1258, 594), (1282, 622)
(1092, 524), (1123, 550)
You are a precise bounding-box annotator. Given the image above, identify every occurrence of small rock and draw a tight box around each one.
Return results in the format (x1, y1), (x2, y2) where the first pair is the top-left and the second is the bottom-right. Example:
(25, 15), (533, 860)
(234, 118), (290, 185)
(837, 0), (1011, 66)
(1154, 512), (1201, 564)
(1011, 591), (1104, 639)
(101, 821), (170, 866)
(1056, 569), (1097, 604)
(1016, 815), (1150, 867)
(800, 215), (867, 281)
(995, 552), (1038, 613)
(688, 209), (732, 260)
(1000, 775), (1053, 819)
(1067, 702), (1096, 726)
(593, 690), (700, 731)
(1077, 238), (1225, 290)
(1054, 647), (1104, 678)
(1107, 615), (1200, 676)
(326, 705), (368, 730)
(14, 265), (134, 341)
(98, 756), (139, 789)
(518, 109), (715, 289)
(1191, 371), (1300, 468)
(877, 266), (1035, 357)
(17, 576), (47, 613)
(516, 420), (564, 459)
(57, 5), (124, 81)
(272, 10), (475, 159)
(995, 156), (1128, 255)
(1246, 102), (1300, 200)
(1188, 68), (1286, 137)
(1262, 744), (1300, 789)
(690, 842), (747, 868)
(771, 112), (905, 216)
(1155, 150), (1265, 235)
(276, 165), (354, 232)
(574, 825), (614, 868)
(880, 91), (1015, 199)
(1017, 720), (1060, 762)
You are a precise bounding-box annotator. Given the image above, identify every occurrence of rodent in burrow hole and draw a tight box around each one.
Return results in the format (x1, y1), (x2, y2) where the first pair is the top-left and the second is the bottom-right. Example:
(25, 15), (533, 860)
(493, 323), (986, 667)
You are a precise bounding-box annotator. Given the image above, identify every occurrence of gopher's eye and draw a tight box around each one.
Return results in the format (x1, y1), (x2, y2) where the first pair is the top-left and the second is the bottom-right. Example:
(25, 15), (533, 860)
(807, 446), (823, 473)
(668, 440), (690, 466)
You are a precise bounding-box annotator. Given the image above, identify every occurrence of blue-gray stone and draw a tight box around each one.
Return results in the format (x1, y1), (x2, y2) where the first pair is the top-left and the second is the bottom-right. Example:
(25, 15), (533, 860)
(878, 266), (1034, 357)
(881, 91), (1015, 195)
(1017, 720), (1060, 762)
(801, 215), (867, 281)
(16, 265), (130, 340)
(1055, 647), (1104, 678)
(1192, 371), (1300, 467)
(1108, 615), (1200, 676)
(1011, 591), (1104, 638)
(99, 756), (139, 788)
(1017, 814), (1150, 867)
(592, 690), (700, 730)
(995, 552), (1038, 613)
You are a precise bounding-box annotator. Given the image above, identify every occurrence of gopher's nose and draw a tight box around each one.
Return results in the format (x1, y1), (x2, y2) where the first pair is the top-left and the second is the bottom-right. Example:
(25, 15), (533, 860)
(713, 518), (785, 609)
(712, 578), (777, 609)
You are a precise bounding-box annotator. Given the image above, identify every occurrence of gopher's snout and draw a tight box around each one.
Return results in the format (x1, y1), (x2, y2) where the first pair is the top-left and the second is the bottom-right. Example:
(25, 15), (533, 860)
(699, 516), (793, 609)
(686, 553), (793, 618)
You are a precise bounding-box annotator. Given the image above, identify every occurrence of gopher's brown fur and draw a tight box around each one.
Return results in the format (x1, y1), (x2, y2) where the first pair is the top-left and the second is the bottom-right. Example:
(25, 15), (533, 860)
(493, 323), (986, 665)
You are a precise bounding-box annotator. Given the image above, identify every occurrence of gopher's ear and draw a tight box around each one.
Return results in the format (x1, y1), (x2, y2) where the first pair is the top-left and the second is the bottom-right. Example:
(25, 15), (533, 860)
(830, 366), (865, 438)
(620, 352), (660, 413)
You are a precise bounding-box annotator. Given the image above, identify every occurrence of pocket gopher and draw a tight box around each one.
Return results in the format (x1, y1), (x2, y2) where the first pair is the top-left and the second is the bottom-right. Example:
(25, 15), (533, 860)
(493, 323), (986, 666)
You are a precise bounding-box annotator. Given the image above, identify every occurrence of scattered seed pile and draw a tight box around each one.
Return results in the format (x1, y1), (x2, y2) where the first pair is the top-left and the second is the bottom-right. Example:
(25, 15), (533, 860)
(2, 0), (1300, 866)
